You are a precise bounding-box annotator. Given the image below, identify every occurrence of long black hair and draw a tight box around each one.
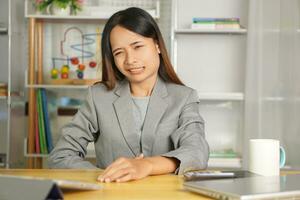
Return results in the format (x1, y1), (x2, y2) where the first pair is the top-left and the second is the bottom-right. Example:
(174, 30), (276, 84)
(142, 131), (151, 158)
(101, 7), (183, 90)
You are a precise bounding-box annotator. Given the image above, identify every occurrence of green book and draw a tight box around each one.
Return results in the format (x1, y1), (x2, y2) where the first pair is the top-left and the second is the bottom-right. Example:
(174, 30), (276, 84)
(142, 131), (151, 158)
(37, 89), (48, 154)
(209, 149), (238, 158)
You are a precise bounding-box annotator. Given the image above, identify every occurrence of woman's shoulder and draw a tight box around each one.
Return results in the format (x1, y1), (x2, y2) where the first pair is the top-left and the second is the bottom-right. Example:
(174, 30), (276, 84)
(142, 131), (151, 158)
(89, 81), (119, 97)
(165, 82), (196, 96)
(164, 82), (199, 104)
(90, 81), (109, 91)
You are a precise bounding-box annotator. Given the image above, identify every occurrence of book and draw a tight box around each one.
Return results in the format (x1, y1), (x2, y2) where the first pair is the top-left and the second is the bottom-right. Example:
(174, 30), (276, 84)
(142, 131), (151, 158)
(41, 89), (53, 152)
(208, 157), (242, 168)
(37, 89), (48, 154)
(35, 105), (40, 154)
(193, 17), (240, 23)
(191, 23), (240, 30)
(191, 17), (241, 30)
(210, 149), (239, 158)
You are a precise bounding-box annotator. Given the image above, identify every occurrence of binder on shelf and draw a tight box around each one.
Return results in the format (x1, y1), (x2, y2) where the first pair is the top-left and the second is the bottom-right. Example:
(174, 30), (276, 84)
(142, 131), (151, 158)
(35, 107), (40, 154)
(41, 88), (53, 152)
(37, 89), (48, 154)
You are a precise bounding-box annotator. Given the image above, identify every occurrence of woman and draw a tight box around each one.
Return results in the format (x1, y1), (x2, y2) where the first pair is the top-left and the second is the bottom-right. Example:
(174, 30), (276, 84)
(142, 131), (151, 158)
(48, 7), (209, 183)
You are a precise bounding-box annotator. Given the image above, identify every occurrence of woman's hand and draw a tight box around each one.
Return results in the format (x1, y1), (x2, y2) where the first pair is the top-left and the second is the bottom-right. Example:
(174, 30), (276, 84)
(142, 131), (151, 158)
(97, 154), (153, 183)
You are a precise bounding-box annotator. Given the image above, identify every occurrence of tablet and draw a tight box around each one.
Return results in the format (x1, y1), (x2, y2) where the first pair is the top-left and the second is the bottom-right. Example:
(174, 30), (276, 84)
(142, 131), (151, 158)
(0, 174), (102, 191)
(53, 179), (101, 190)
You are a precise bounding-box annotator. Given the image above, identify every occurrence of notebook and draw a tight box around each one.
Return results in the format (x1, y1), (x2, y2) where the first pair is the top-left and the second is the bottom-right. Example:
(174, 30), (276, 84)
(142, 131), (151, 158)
(183, 174), (300, 200)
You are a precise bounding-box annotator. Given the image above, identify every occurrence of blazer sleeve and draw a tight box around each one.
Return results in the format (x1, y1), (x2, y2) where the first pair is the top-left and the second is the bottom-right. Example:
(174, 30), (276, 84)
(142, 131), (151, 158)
(161, 89), (209, 174)
(48, 87), (99, 169)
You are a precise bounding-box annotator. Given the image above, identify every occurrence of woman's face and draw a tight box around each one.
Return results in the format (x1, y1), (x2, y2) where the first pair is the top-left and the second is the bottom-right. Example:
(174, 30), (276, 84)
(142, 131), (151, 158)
(110, 25), (160, 85)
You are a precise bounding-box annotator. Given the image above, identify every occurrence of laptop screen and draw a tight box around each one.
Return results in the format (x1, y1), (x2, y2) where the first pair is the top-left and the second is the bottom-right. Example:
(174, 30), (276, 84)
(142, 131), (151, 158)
(184, 174), (300, 200)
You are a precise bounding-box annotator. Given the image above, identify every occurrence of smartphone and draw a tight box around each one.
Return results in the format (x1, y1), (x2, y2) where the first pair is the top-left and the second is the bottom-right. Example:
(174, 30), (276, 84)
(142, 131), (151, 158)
(183, 170), (235, 181)
(183, 170), (259, 181)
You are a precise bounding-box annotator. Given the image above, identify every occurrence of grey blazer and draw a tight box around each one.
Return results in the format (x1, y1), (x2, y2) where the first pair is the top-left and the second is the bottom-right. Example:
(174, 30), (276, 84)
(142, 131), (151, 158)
(48, 77), (209, 174)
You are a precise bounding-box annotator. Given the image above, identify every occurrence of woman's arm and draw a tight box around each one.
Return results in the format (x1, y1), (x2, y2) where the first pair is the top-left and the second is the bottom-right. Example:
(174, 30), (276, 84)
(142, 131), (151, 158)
(98, 155), (179, 183)
(98, 89), (209, 182)
(48, 87), (99, 169)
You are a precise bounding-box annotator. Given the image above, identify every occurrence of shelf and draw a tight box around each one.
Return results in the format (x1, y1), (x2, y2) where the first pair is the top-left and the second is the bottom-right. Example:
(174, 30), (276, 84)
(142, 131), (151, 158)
(24, 70), (96, 89)
(175, 28), (247, 34)
(0, 96), (7, 100)
(25, 0), (160, 20)
(26, 84), (89, 89)
(197, 92), (244, 101)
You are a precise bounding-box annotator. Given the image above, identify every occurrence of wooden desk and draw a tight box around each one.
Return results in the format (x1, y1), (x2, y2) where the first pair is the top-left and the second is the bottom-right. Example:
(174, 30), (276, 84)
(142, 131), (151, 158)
(0, 169), (210, 200)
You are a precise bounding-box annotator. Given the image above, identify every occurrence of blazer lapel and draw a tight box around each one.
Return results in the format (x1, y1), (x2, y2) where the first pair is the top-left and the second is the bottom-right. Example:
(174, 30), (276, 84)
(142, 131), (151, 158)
(113, 80), (140, 157)
(141, 77), (168, 156)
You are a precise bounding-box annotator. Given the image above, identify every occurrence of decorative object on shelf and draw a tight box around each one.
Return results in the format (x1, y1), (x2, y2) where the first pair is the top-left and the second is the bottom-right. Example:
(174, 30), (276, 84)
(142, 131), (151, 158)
(89, 61), (97, 68)
(50, 68), (59, 79)
(70, 57), (79, 65)
(77, 70), (84, 79)
(49, 26), (101, 84)
(33, 0), (84, 16)
(50, 1), (71, 16)
(76, 64), (85, 79)
(60, 65), (70, 79)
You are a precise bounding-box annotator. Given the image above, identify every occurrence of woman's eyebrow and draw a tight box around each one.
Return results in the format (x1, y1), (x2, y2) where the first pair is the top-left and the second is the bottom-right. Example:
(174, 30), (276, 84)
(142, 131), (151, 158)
(112, 41), (143, 54)
(130, 41), (143, 46)
(112, 47), (122, 54)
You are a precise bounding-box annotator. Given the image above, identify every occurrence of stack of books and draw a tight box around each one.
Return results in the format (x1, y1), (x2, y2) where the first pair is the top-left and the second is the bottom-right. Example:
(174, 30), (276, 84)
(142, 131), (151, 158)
(0, 83), (7, 96)
(191, 17), (241, 30)
(35, 88), (53, 154)
(208, 149), (242, 168)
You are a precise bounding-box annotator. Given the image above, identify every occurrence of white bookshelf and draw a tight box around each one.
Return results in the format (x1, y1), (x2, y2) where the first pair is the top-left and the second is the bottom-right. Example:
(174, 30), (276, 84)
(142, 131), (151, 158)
(171, 0), (248, 166)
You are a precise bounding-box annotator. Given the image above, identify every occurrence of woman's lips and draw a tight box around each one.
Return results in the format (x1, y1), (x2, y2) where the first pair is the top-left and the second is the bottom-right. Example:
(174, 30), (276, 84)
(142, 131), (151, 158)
(127, 67), (145, 74)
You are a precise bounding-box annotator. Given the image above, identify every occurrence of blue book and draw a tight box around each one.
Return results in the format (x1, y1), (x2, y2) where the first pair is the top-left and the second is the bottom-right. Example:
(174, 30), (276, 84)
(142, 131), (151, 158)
(41, 89), (53, 152)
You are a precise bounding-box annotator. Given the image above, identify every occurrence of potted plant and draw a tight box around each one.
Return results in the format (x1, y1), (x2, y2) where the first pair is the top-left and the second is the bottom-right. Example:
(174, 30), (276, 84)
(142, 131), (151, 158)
(33, 0), (52, 14)
(33, 0), (84, 15)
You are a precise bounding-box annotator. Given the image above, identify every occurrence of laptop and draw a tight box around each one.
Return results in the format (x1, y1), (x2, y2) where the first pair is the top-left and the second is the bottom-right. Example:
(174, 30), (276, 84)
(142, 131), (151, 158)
(183, 174), (300, 200)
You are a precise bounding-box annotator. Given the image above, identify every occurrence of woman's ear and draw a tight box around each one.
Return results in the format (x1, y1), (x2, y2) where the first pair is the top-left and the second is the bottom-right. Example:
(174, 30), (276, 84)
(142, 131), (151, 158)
(156, 43), (161, 54)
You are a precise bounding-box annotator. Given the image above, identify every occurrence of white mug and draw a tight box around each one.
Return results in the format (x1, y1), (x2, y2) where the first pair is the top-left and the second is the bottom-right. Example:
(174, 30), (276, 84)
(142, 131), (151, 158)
(248, 139), (286, 176)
